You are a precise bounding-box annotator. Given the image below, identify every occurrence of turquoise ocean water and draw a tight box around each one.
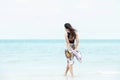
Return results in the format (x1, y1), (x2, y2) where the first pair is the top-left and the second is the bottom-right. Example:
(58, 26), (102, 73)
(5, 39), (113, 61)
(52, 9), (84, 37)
(0, 39), (120, 80)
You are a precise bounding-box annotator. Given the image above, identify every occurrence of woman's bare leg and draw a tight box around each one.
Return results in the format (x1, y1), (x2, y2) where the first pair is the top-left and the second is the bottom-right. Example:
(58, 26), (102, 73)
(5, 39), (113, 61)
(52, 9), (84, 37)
(69, 64), (74, 77)
(64, 63), (69, 76)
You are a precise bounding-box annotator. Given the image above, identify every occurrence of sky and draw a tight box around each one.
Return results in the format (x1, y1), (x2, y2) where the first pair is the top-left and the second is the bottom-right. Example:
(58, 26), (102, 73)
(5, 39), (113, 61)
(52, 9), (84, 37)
(0, 0), (120, 39)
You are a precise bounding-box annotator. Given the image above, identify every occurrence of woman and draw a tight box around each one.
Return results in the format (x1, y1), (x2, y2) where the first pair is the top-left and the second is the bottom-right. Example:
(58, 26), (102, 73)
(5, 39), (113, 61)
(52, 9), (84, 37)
(64, 23), (79, 77)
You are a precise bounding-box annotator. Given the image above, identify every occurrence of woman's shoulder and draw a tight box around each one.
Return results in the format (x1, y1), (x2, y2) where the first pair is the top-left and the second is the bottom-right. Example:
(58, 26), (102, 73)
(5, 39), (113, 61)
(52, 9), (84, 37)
(64, 31), (69, 36)
(75, 32), (79, 36)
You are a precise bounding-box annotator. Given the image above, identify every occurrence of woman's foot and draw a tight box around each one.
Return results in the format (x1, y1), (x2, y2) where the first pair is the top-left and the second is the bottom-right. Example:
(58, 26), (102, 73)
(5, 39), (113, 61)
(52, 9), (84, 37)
(71, 74), (74, 77)
(64, 73), (67, 76)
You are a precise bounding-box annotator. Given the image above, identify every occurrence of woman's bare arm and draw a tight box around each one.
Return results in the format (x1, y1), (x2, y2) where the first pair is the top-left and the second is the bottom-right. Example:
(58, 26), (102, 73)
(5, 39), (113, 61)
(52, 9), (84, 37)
(65, 33), (71, 50)
(75, 33), (79, 49)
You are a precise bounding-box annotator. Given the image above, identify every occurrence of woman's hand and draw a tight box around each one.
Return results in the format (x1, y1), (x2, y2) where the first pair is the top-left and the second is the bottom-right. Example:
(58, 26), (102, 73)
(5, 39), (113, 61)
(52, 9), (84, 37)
(67, 44), (71, 51)
(74, 45), (77, 50)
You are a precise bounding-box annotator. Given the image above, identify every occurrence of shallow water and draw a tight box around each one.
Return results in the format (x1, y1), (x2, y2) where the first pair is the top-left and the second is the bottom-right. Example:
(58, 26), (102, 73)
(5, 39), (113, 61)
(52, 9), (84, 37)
(0, 40), (120, 80)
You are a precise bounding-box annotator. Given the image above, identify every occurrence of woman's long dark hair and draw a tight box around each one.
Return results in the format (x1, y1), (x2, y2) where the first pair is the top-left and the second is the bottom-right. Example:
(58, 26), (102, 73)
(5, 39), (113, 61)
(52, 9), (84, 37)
(64, 23), (76, 40)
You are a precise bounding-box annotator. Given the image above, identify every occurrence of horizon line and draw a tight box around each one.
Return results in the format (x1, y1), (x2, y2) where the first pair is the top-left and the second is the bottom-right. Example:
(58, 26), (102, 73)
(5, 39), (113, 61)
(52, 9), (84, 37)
(0, 39), (120, 43)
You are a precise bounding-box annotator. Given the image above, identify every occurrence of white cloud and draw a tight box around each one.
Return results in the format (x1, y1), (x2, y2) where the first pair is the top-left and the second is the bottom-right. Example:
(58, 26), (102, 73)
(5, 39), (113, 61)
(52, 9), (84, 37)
(0, 0), (120, 39)
(75, 0), (92, 10)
